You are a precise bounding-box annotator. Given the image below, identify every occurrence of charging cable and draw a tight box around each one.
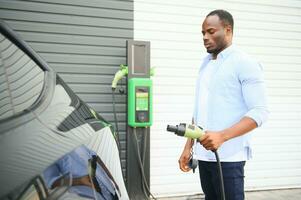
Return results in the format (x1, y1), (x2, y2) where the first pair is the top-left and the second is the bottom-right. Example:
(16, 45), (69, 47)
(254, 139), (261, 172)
(213, 150), (225, 200)
(111, 88), (122, 151)
(132, 128), (157, 200)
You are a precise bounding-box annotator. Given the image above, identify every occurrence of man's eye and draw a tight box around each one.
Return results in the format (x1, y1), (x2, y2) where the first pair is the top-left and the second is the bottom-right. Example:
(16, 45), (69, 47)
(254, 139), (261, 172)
(209, 30), (215, 34)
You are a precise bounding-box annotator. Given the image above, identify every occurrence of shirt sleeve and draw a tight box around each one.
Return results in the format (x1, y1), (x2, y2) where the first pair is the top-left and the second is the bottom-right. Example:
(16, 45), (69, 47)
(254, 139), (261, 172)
(239, 60), (269, 127)
(42, 162), (61, 189)
(42, 152), (72, 189)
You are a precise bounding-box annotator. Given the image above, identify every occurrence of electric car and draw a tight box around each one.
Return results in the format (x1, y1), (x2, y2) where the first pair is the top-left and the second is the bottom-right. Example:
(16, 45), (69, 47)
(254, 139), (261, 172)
(0, 20), (128, 200)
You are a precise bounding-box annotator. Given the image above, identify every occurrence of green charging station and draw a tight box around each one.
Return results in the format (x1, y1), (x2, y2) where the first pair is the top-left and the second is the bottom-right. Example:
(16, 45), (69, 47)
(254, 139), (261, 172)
(128, 78), (152, 127)
(126, 40), (152, 200)
(126, 40), (153, 128)
(111, 40), (153, 199)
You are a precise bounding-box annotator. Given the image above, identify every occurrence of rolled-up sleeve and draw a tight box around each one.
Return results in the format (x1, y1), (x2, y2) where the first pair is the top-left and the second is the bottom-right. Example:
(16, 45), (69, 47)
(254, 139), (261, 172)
(240, 61), (269, 127)
(43, 163), (61, 188)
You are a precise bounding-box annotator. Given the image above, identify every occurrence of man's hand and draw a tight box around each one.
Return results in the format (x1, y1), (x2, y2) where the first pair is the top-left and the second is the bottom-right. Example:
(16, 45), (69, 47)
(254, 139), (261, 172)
(178, 148), (192, 172)
(51, 175), (92, 189)
(72, 175), (93, 187)
(199, 131), (226, 151)
(199, 117), (258, 151)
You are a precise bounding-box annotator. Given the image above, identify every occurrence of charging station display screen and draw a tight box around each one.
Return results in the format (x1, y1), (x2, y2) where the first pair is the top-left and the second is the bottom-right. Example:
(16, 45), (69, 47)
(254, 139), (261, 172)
(136, 92), (149, 111)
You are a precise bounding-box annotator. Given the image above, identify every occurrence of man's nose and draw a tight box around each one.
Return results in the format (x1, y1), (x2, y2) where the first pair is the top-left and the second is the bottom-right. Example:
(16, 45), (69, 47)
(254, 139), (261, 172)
(203, 33), (209, 41)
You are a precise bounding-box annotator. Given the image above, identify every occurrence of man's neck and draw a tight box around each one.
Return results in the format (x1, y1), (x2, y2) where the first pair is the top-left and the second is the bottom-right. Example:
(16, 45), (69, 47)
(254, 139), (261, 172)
(212, 42), (232, 59)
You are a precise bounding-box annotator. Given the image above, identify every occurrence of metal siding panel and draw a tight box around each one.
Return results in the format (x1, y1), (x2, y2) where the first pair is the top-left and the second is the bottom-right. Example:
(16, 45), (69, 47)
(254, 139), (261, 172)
(0, 0), (133, 180)
(0, 1), (133, 20)
(0, 10), (132, 29)
(18, 32), (128, 47)
(5, 21), (132, 38)
(134, 0), (301, 197)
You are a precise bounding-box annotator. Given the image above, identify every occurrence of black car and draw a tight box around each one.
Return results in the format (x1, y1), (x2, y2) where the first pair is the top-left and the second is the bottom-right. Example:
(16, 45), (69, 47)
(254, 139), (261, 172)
(0, 20), (128, 200)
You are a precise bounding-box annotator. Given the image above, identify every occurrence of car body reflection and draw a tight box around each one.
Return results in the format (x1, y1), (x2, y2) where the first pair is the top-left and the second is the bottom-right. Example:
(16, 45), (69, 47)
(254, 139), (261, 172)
(0, 20), (128, 200)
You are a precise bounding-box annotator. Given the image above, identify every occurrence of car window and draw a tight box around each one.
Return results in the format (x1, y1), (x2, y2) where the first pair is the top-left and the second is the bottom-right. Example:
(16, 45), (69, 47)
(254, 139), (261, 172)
(0, 33), (44, 120)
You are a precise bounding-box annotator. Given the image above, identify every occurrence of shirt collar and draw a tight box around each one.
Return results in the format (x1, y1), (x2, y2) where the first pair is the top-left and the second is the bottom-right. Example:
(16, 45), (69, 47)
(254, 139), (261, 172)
(212, 44), (235, 60)
(199, 45), (236, 71)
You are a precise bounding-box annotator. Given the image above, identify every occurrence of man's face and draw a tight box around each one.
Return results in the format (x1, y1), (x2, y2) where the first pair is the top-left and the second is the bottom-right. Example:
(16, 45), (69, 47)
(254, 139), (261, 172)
(202, 15), (231, 55)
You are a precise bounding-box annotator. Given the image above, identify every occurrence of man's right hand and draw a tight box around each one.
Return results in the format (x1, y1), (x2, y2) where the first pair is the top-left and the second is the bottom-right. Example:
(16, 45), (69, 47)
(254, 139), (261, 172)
(178, 149), (192, 172)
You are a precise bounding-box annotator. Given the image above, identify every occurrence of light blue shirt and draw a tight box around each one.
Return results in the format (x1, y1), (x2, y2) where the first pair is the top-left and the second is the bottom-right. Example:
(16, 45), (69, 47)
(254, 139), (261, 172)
(193, 45), (269, 162)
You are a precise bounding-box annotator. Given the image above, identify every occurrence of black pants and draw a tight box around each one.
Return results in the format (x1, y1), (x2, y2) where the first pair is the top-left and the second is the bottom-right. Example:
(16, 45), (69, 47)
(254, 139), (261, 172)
(198, 161), (245, 200)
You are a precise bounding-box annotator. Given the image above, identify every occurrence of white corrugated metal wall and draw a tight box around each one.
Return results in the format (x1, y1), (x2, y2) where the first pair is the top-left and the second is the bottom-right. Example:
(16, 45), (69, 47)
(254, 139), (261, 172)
(134, 0), (301, 197)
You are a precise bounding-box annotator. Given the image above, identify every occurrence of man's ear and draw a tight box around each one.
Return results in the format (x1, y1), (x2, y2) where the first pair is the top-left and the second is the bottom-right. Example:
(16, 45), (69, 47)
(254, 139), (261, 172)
(225, 25), (232, 35)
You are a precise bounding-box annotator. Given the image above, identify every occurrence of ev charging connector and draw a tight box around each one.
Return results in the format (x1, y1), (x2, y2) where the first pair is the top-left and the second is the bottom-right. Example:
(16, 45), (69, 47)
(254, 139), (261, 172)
(167, 123), (204, 172)
(166, 123), (225, 200)
(167, 123), (205, 139)
(112, 64), (128, 90)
